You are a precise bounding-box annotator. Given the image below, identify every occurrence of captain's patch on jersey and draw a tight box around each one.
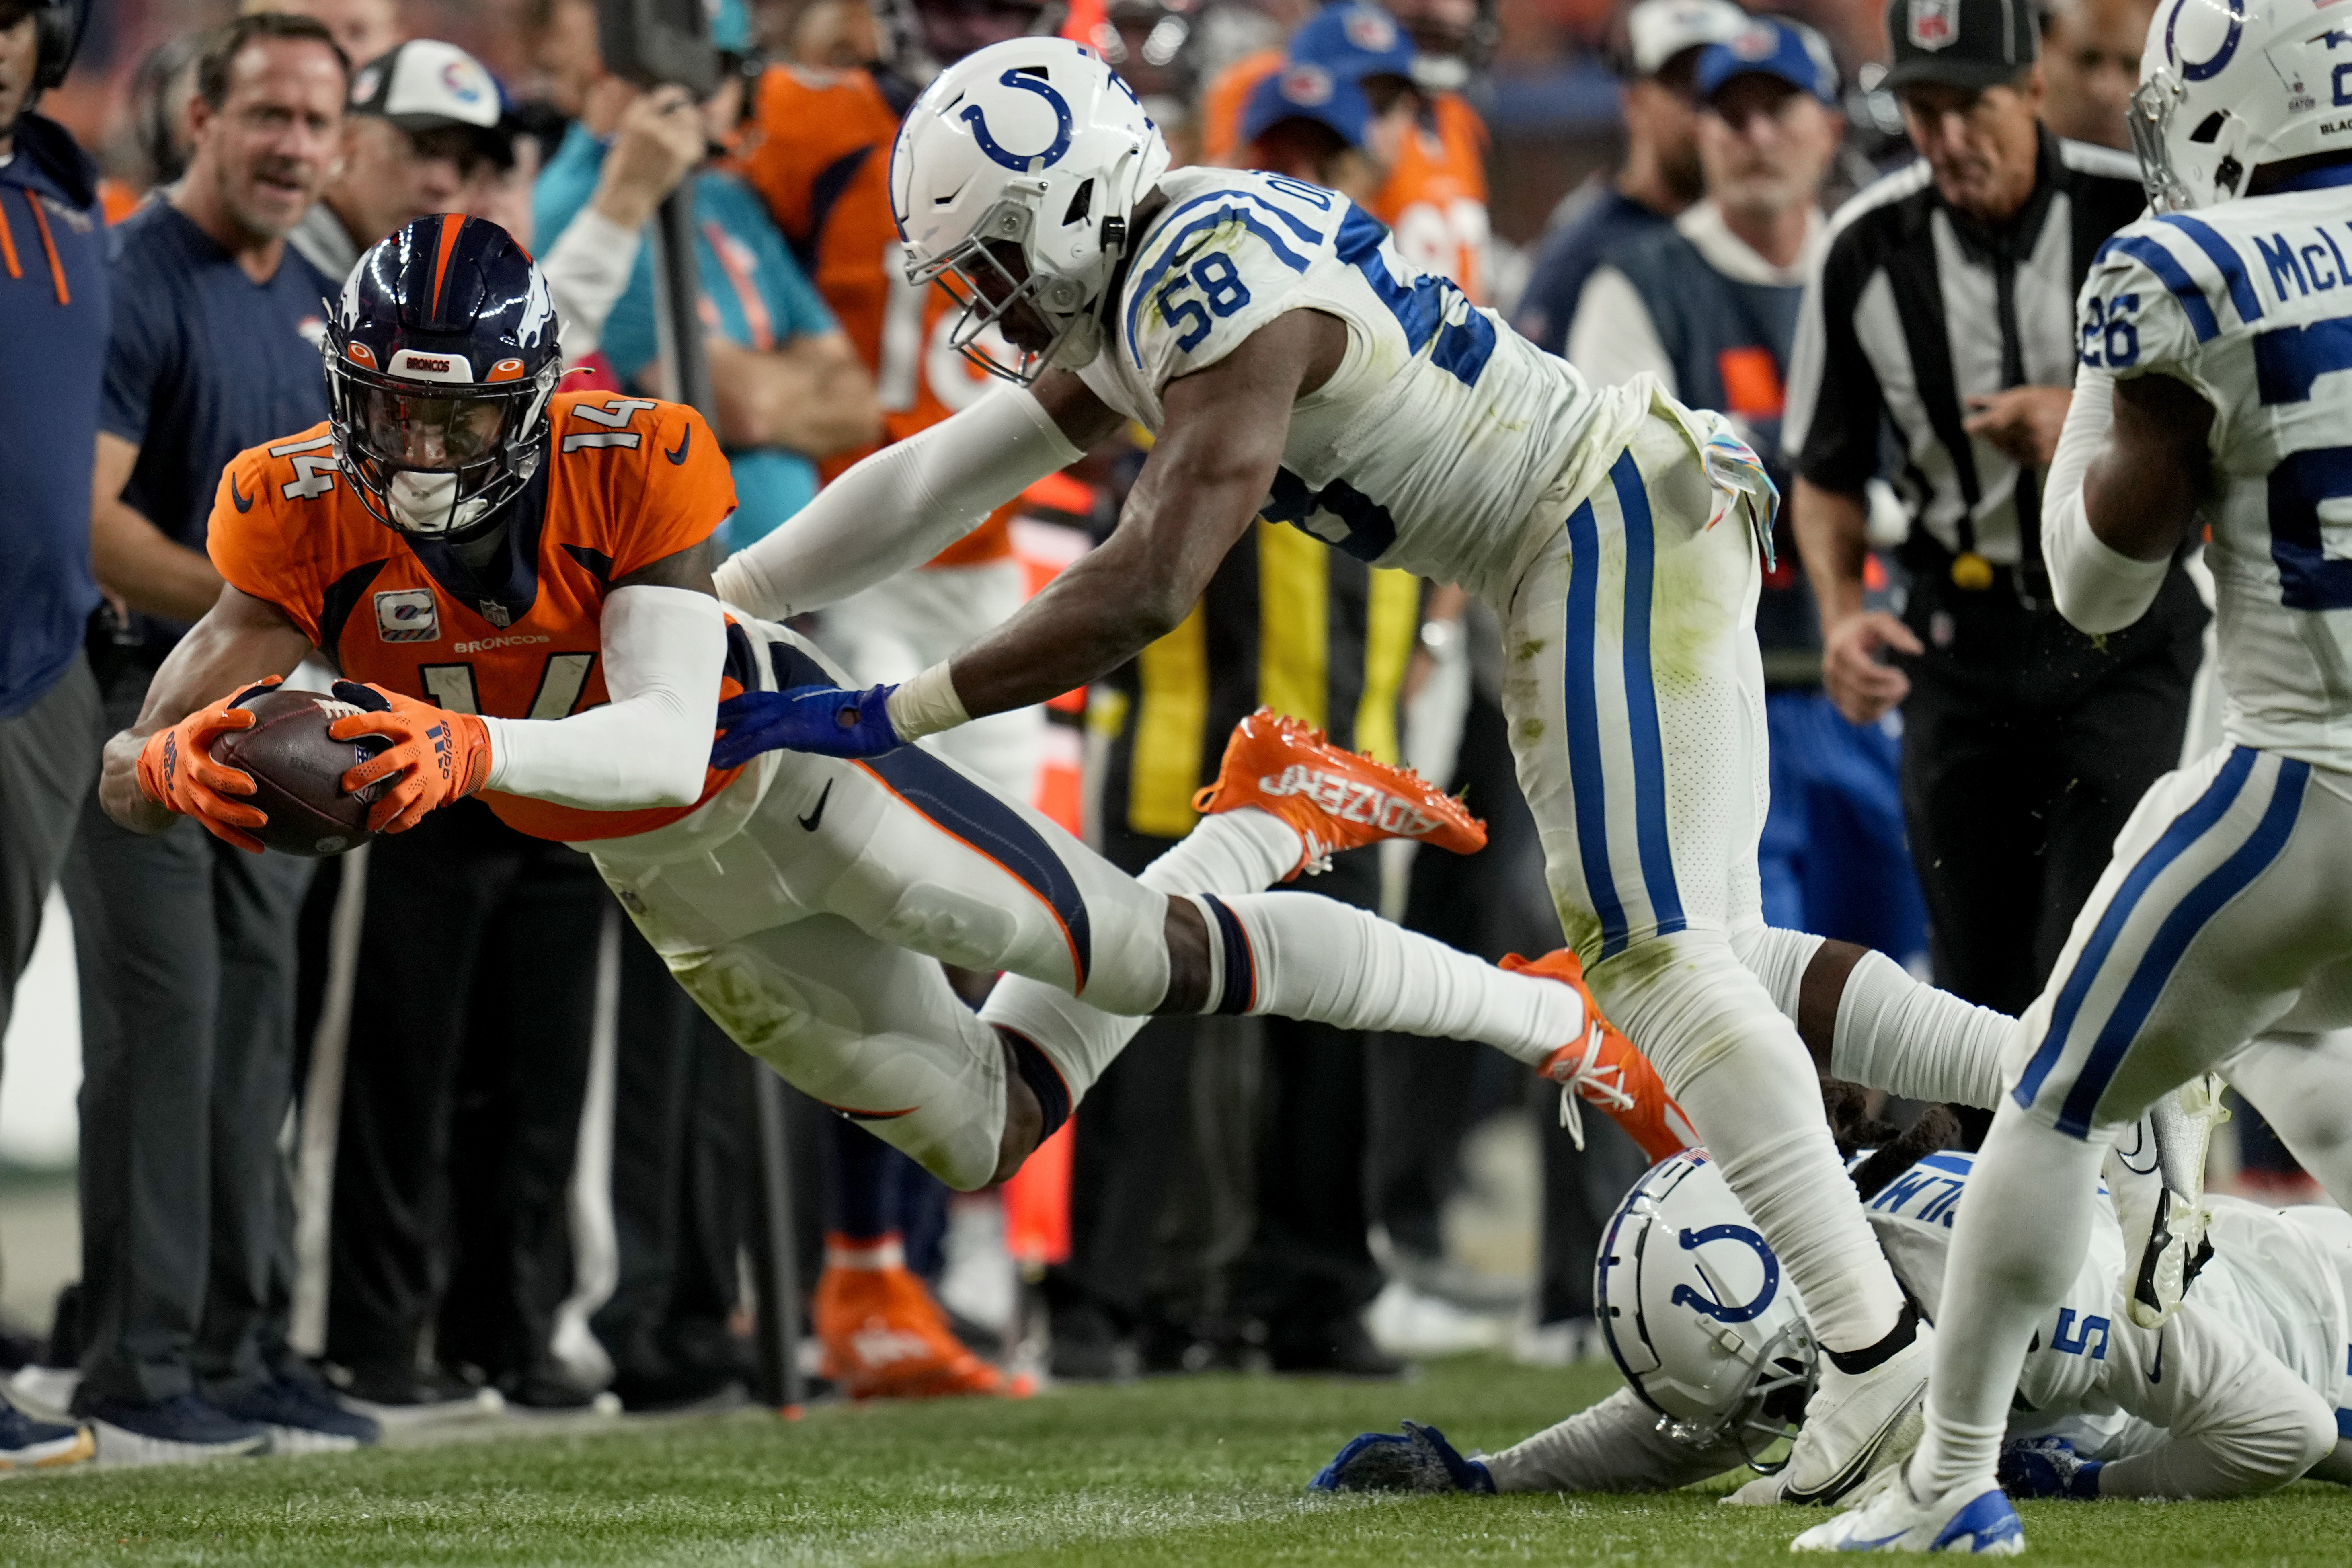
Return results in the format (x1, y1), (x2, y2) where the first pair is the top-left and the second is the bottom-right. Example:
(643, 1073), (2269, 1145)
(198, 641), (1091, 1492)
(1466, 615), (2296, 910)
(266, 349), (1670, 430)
(375, 587), (439, 643)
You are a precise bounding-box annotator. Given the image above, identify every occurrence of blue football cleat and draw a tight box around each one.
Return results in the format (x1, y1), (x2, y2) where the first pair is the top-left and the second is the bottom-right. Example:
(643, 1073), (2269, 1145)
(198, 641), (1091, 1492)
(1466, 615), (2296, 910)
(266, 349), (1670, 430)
(1791, 1462), (2024, 1554)
(1311, 1420), (1496, 1494)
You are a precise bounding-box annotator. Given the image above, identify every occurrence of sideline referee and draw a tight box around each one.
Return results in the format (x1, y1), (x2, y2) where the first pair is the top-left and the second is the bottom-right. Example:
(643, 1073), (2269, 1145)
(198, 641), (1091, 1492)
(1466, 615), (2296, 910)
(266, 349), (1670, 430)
(1783, 0), (2205, 1020)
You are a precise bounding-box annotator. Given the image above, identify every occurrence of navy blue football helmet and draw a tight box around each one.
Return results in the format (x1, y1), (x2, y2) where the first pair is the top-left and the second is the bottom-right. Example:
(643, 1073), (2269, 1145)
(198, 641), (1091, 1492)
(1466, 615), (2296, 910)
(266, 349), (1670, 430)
(324, 214), (562, 540)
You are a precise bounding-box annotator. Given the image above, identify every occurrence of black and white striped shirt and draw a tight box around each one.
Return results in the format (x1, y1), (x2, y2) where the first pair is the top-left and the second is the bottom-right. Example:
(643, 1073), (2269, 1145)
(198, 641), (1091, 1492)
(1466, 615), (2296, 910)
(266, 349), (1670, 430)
(1783, 130), (2146, 570)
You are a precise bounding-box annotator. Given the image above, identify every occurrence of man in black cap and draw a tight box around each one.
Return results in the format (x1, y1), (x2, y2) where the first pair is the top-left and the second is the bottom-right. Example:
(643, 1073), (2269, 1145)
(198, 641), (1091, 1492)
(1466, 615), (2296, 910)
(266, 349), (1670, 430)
(1781, 0), (2206, 1030)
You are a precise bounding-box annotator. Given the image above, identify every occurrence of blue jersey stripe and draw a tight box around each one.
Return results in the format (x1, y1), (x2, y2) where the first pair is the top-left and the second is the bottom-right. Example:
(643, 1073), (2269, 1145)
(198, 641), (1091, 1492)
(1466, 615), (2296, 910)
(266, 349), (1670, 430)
(858, 745), (1095, 993)
(1152, 185), (1326, 247)
(2017, 748), (2256, 1106)
(1125, 207), (1314, 366)
(1611, 452), (1685, 941)
(2014, 747), (2256, 1110)
(1562, 493), (1630, 958)
(2054, 759), (2307, 1136)
(2157, 214), (2264, 325)
(2097, 234), (2221, 343)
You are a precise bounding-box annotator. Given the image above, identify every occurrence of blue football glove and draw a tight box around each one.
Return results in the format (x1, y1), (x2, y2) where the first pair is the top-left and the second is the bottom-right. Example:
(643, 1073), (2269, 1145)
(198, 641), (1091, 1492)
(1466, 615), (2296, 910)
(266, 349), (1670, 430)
(1997, 1436), (2103, 1500)
(1310, 1420), (1495, 1494)
(711, 683), (901, 768)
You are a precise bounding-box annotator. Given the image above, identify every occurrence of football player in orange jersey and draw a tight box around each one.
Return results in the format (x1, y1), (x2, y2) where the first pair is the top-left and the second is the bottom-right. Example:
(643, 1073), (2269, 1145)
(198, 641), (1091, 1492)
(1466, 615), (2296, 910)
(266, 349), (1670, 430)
(98, 215), (1676, 1390)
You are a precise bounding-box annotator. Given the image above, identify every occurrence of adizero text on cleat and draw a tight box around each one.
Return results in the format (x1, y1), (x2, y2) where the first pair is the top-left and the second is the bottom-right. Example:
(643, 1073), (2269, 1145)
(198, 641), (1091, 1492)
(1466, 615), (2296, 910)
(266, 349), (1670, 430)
(1191, 708), (1484, 878)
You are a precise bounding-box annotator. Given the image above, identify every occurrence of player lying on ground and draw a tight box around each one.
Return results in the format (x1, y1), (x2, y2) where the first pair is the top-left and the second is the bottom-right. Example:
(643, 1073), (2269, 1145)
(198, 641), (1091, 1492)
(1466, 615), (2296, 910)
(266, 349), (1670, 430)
(1314, 1124), (2352, 1503)
(98, 213), (1682, 1198)
(699, 34), (2125, 1502)
(1798, 1), (2352, 1551)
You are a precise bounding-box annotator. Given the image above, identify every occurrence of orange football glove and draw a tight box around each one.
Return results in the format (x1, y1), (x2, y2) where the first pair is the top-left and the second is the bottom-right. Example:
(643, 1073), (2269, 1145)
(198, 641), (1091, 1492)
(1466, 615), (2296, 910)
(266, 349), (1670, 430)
(326, 681), (493, 834)
(134, 677), (281, 852)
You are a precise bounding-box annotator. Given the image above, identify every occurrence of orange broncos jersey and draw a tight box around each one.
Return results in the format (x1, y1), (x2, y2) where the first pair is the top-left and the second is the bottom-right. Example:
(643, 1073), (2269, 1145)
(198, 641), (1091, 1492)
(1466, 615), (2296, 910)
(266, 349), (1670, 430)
(737, 64), (1014, 566)
(1200, 53), (1490, 301)
(1373, 94), (1490, 304)
(206, 391), (752, 844)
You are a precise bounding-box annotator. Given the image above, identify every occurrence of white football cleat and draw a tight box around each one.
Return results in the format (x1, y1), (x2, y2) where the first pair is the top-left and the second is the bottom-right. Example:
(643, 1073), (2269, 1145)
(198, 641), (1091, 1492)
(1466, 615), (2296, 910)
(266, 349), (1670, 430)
(1775, 1323), (1931, 1506)
(1790, 1462), (2023, 1554)
(2108, 1074), (2229, 1329)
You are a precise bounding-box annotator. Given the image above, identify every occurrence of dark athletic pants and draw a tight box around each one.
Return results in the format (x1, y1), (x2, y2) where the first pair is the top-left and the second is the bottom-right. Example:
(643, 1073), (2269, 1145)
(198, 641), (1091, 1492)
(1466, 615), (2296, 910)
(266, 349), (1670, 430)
(590, 926), (761, 1402)
(0, 657), (99, 1045)
(1897, 567), (2206, 1020)
(65, 665), (313, 1404)
(324, 798), (601, 1387)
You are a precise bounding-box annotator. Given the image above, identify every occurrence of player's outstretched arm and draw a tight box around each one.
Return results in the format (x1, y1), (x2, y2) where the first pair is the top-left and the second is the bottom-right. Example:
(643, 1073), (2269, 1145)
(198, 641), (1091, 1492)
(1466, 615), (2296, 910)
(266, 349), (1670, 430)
(710, 381), (1112, 619)
(941, 310), (1350, 721)
(97, 584), (317, 841)
(337, 540), (731, 824)
(708, 311), (1348, 765)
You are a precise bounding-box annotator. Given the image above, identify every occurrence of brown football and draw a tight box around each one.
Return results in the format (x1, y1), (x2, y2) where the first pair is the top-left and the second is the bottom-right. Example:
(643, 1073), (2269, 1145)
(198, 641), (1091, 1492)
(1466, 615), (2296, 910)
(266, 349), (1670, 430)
(208, 688), (390, 857)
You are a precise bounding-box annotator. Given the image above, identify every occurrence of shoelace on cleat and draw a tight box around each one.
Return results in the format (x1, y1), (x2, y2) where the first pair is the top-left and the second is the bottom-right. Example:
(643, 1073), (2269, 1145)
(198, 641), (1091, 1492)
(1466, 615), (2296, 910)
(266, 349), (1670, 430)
(1547, 1023), (1633, 1151)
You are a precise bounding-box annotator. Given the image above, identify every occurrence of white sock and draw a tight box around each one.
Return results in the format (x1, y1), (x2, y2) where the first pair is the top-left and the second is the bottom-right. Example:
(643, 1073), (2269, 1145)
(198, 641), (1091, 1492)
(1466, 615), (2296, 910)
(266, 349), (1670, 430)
(1833, 950), (2014, 1110)
(1195, 892), (1580, 1065)
(1595, 930), (1906, 1352)
(978, 808), (1303, 1098)
(1915, 1103), (2104, 1494)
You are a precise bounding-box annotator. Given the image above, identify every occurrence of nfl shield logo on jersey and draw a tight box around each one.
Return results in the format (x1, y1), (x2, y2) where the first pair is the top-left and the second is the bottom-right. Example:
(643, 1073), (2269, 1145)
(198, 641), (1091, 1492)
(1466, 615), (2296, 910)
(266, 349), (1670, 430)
(1908, 0), (1957, 49)
(374, 587), (438, 642)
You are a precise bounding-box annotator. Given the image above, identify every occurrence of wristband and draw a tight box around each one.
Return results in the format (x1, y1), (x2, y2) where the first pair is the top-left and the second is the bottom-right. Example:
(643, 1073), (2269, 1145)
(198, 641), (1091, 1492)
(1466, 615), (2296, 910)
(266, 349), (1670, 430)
(884, 661), (971, 742)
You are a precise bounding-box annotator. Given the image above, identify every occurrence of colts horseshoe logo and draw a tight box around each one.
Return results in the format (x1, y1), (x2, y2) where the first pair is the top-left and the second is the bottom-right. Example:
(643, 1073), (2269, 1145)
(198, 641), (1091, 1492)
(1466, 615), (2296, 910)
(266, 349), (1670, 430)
(1668, 1223), (1781, 1323)
(961, 70), (1075, 172)
(2167, 0), (2245, 83)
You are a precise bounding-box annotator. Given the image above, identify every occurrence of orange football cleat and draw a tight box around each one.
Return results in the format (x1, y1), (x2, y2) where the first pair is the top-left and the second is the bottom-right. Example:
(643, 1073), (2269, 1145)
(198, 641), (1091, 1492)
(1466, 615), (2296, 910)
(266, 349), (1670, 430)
(1504, 950), (1698, 1164)
(1190, 708), (1486, 880)
(812, 1255), (1031, 1401)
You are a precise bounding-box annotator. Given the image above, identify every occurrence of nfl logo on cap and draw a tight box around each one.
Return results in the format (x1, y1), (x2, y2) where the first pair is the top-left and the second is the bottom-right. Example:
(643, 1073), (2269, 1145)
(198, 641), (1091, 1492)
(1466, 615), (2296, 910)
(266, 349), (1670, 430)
(1283, 64), (1335, 105)
(1909, 0), (1958, 49)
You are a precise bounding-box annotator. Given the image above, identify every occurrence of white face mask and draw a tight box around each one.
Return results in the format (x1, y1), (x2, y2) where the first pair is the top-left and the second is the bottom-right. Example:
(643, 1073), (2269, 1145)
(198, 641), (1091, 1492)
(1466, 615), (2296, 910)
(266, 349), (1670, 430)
(386, 470), (491, 536)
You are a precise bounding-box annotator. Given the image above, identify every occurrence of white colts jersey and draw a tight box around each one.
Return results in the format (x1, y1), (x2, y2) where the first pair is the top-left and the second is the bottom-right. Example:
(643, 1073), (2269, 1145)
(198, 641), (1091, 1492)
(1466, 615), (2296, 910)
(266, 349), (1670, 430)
(2081, 185), (2352, 771)
(1076, 166), (1616, 604)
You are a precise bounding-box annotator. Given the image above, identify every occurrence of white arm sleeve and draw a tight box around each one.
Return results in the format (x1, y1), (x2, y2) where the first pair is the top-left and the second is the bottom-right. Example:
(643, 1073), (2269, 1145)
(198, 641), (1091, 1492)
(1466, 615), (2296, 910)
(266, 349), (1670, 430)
(2044, 370), (2171, 636)
(542, 208), (645, 362)
(2091, 1299), (2339, 1499)
(1480, 1388), (1746, 1494)
(480, 584), (722, 810)
(710, 387), (1084, 620)
(1565, 267), (1677, 395)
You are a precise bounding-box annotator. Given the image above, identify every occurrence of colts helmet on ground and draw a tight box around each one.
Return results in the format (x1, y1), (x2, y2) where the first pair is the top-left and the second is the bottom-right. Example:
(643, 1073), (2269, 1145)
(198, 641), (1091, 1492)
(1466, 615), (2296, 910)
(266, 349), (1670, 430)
(891, 36), (1170, 382)
(1595, 1151), (1816, 1467)
(2130, 0), (2352, 211)
(324, 214), (562, 539)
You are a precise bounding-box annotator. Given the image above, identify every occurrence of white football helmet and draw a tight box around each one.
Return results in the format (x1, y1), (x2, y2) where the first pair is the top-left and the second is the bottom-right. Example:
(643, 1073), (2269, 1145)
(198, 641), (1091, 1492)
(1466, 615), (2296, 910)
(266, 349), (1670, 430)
(2130, 0), (2352, 212)
(891, 36), (1170, 382)
(1595, 1151), (1816, 1468)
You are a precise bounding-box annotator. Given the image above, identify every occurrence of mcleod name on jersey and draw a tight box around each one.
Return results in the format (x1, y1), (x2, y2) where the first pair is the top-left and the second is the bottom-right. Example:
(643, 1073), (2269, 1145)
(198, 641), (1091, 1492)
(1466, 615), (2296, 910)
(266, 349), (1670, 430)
(1078, 168), (1618, 604)
(2080, 186), (2352, 770)
(207, 390), (745, 842)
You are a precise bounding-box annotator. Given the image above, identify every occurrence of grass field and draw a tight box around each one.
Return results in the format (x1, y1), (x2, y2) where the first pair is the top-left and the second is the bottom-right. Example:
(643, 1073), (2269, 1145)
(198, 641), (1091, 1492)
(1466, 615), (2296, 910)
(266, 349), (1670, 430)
(3, 1355), (2344, 1566)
